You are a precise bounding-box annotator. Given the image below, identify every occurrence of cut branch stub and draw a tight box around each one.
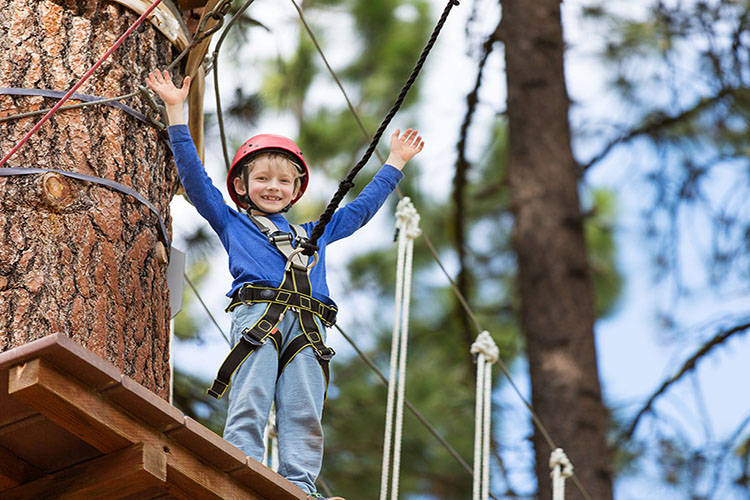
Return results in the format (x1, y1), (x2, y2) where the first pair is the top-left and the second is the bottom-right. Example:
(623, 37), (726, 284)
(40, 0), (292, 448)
(41, 172), (75, 209)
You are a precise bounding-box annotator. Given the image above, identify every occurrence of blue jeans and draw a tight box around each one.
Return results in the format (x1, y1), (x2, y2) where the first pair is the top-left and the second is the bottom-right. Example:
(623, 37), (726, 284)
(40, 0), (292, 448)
(222, 303), (327, 494)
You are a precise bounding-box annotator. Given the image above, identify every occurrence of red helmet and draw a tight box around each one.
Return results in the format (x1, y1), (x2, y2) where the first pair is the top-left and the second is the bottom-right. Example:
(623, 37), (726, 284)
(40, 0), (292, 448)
(227, 134), (310, 209)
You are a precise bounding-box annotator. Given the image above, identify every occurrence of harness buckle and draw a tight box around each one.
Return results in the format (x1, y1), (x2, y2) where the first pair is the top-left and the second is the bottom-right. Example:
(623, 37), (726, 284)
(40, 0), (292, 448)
(241, 327), (268, 346)
(268, 231), (294, 245)
(315, 346), (336, 362)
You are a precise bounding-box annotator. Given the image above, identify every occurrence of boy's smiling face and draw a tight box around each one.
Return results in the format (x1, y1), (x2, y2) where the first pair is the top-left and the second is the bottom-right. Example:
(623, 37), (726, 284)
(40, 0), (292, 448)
(234, 154), (301, 214)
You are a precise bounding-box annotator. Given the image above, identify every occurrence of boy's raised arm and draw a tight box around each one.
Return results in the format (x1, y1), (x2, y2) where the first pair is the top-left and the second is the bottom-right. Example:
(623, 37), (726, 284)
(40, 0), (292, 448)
(145, 69), (190, 126)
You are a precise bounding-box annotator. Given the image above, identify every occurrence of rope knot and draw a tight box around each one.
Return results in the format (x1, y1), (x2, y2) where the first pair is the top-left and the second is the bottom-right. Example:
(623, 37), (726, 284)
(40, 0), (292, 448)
(395, 197), (422, 239)
(470, 331), (499, 364)
(549, 448), (574, 478)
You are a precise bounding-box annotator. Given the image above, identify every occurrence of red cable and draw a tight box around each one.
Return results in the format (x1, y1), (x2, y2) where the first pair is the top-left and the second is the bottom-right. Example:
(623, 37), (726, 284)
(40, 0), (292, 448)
(0, 0), (165, 167)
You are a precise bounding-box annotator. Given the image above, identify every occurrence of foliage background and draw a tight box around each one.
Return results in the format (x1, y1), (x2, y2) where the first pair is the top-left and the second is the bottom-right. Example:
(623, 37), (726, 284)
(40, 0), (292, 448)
(169, 0), (750, 498)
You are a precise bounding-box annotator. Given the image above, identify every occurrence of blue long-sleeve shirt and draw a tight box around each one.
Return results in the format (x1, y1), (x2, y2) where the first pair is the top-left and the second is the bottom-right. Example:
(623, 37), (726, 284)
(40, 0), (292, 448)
(168, 125), (403, 307)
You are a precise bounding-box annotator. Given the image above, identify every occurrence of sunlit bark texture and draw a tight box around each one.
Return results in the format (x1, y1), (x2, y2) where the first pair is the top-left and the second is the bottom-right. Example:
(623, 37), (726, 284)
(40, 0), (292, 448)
(0, 0), (180, 398)
(500, 0), (614, 497)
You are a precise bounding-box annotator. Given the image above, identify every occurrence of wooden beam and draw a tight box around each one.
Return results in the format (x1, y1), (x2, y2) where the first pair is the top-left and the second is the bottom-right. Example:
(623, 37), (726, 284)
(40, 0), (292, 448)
(0, 442), (166, 500)
(230, 457), (308, 499)
(166, 456), (265, 500)
(0, 445), (40, 489)
(8, 358), (133, 453)
(165, 416), (246, 473)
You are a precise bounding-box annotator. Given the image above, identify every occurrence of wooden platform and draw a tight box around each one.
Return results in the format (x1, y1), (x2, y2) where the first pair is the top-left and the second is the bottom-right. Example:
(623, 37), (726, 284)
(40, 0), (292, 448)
(0, 334), (307, 500)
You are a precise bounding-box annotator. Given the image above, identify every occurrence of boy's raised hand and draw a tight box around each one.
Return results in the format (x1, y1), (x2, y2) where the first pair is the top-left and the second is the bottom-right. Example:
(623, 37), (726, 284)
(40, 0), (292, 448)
(145, 69), (190, 125)
(146, 70), (190, 106)
(386, 128), (424, 170)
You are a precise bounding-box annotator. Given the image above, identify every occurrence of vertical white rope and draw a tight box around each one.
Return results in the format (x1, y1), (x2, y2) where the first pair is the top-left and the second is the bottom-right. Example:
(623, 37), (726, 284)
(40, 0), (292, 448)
(391, 229), (416, 500)
(380, 197), (421, 500)
(550, 448), (573, 500)
(271, 430), (279, 472)
(472, 353), (486, 500)
(263, 404), (278, 470)
(471, 331), (499, 500)
(379, 217), (407, 500)
(482, 362), (492, 500)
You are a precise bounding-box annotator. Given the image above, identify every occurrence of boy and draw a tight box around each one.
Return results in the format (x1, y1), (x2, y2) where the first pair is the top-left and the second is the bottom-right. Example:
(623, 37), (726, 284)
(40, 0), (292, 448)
(146, 69), (423, 499)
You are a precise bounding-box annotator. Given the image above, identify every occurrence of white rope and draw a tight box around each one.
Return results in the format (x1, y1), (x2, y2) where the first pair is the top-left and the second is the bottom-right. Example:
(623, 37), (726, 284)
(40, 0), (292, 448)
(263, 404), (279, 471)
(380, 197), (421, 500)
(471, 331), (499, 500)
(550, 448), (574, 500)
(472, 354), (485, 500)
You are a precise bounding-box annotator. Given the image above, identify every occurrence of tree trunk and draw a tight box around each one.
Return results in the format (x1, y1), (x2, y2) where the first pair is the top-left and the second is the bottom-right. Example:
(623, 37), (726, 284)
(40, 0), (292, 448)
(0, 0), (180, 399)
(499, 0), (613, 498)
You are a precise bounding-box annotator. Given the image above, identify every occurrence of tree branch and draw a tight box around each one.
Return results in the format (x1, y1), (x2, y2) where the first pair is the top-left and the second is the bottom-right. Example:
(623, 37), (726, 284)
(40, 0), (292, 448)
(452, 20), (502, 348)
(581, 87), (738, 172)
(621, 320), (750, 443)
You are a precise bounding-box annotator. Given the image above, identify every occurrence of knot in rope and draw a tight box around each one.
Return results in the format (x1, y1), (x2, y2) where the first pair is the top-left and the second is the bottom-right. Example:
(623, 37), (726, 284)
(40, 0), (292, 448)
(395, 197), (422, 239)
(470, 331), (499, 364)
(549, 448), (574, 478)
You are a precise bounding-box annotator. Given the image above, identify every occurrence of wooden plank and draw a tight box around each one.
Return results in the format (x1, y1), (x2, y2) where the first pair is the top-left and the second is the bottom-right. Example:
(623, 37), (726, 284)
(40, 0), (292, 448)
(165, 416), (246, 473)
(165, 455), (264, 500)
(102, 374), (184, 432)
(230, 457), (308, 500)
(0, 442), (167, 500)
(0, 413), (100, 473)
(8, 358), (133, 453)
(0, 333), (121, 391)
(0, 444), (40, 490)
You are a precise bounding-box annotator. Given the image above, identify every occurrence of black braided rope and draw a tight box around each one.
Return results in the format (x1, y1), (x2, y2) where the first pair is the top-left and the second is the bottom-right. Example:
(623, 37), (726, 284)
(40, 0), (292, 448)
(303, 0), (460, 255)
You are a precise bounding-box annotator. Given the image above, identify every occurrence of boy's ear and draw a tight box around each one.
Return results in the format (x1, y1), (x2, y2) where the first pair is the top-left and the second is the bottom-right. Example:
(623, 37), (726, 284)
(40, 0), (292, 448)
(233, 175), (247, 195)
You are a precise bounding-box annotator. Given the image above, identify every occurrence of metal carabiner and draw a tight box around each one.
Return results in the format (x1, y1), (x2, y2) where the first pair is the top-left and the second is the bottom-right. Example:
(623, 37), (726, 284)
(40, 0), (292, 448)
(285, 246), (318, 272)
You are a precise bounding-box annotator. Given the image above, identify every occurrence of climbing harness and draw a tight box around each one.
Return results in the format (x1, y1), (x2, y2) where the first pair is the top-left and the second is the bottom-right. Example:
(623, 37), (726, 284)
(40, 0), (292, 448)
(550, 448), (574, 500)
(471, 331), (499, 500)
(226, 134), (310, 211)
(207, 215), (336, 399)
(379, 198), (421, 500)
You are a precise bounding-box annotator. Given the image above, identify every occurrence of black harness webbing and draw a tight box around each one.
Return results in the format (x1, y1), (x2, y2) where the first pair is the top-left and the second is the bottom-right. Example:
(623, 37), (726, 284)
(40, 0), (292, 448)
(207, 215), (336, 399)
(226, 284), (337, 326)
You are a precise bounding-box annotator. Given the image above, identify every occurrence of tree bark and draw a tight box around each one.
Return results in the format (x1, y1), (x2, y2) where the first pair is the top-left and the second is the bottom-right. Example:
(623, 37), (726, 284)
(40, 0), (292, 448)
(0, 0), (180, 399)
(499, 0), (613, 498)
